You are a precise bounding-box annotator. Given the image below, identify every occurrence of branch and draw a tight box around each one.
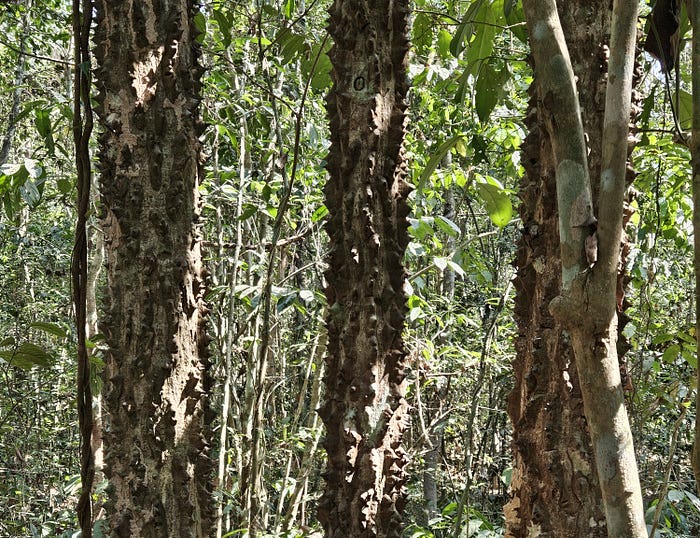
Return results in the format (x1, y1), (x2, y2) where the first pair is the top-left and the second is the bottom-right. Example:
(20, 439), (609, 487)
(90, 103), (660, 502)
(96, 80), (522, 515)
(521, 0), (594, 288)
(596, 0), (640, 290)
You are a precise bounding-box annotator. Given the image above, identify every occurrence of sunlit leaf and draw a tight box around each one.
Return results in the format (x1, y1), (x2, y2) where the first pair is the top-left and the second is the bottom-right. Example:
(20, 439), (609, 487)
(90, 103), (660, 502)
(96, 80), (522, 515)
(476, 181), (512, 228)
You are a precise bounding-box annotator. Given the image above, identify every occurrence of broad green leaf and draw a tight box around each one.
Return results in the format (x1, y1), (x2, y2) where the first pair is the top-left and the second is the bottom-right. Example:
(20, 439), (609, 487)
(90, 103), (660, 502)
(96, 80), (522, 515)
(34, 108), (55, 156)
(450, 0), (487, 57)
(0, 342), (53, 369)
(662, 343), (680, 364)
(283, 0), (296, 18)
(193, 12), (206, 43)
(31, 322), (69, 338)
(504, 0), (527, 43)
(311, 204), (328, 222)
(238, 203), (258, 221)
(476, 181), (512, 228)
(437, 29), (452, 59)
(435, 215), (461, 237)
(212, 9), (233, 49)
(416, 135), (466, 195)
(475, 63), (509, 122)
(466, 4), (496, 75)
(0, 336), (15, 347)
(413, 12), (433, 56)
(673, 89), (692, 130)
(279, 31), (308, 65)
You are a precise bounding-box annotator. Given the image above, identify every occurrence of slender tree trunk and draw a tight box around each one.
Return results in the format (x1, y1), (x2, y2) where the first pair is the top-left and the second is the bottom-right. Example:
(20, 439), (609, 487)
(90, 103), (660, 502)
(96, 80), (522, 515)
(690, 0), (700, 493)
(318, 0), (412, 536)
(94, 1), (213, 535)
(520, 1), (645, 536)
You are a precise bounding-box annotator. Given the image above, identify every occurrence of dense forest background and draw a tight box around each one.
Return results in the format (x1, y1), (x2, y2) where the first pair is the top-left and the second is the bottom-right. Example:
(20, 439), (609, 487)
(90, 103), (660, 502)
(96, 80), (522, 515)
(0, 0), (699, 536)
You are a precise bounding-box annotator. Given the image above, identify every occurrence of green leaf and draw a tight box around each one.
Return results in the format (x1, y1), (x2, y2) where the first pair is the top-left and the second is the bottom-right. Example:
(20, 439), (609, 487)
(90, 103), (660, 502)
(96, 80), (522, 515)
(672, 89), (692, 130)
(193, 12), (207, 42)
(413, 12), (433, 56)
(435, 215), (461, 237)
(466, 4), (496, 75)
(34, 109), (55, 157)
(437, 29), (452, 59)
(416, 135), (466, 195)
(31, 322), (69, 338)
(212, 9), (233, 49)
(0, 342), (53, 369)
(238, 203), (258, 221)
(662, 343), (680, 364)
(283, 0), (296, 18)
(476, 181), (512, 228)
(504, 0), (527, 43)
(475, 63), (509, 122)
(450, 0), (487, 57)
(311, 204), (328, 222)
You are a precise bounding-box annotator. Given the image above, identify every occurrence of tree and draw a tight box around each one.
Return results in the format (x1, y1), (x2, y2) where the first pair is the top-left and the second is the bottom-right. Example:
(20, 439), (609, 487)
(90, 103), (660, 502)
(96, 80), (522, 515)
(505, 1), (611, 535)
(515, 0), (645, 536)
(317, 0), (412, 535)
(93, 0), (213, 535)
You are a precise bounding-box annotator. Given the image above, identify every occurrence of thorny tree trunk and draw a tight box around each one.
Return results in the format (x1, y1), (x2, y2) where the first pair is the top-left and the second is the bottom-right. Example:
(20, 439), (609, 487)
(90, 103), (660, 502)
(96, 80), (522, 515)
(520, 0), (645, 536)
(506, 2), (609, 535)
(318, 0), (412, 536)
(94, 1), (213, 536)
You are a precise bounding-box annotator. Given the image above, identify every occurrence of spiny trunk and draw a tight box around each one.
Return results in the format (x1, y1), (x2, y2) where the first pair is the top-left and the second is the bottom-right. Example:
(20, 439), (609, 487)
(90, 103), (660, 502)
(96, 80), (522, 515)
(94, 0), (213, 535)
(318, 1), (412, 536)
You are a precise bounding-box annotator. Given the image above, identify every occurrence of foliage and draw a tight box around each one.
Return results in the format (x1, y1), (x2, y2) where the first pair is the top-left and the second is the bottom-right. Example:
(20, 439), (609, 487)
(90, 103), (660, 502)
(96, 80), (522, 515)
(0, 0), (698, 536)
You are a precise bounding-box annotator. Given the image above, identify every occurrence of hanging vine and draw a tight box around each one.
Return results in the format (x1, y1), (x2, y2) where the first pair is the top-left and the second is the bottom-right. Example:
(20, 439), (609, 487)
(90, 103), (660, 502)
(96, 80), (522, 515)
(72, 0), (94, 535)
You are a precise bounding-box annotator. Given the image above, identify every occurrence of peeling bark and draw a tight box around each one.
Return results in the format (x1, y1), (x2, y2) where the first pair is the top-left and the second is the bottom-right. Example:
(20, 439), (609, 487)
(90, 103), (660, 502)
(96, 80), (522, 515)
(94, 0), (213, 535)
(318, 1), (412, 536)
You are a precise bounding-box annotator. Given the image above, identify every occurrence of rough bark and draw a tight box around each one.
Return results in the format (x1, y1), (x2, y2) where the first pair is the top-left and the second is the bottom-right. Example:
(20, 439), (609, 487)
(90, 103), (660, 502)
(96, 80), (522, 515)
(317, 0), (412, 536)
(521, 1), (646, 536)
(94, 1), (213, 536)
(506, 2), (610, 535)
(506, 95), (607, 537)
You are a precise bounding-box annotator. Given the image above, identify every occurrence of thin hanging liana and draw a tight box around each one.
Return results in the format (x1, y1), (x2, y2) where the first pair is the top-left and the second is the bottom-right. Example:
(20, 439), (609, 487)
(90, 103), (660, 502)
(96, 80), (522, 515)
(72, 0), (94, 536)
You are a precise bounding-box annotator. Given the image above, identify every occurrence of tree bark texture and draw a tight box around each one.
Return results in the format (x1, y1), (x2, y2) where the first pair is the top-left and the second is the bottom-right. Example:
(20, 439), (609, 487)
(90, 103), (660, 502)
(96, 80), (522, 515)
(94, 1), (213, 536)
(521, 1), (646, 536)
(508, 0), (644, 536)
(318, 1), (412, 536)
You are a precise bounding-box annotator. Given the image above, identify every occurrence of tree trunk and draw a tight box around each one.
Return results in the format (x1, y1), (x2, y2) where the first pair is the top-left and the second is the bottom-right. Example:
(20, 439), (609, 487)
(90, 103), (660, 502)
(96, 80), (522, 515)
(318, 1), (412, 536)
(506, 2), (610, 534)
(520, 1), (646, 536)
(94, 1), (213, 535)
(690, 0), (700, 494)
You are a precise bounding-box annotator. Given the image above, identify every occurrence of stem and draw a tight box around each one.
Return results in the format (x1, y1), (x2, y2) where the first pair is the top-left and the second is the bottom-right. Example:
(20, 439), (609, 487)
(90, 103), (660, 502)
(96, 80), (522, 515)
(690, 0), (700, 494)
